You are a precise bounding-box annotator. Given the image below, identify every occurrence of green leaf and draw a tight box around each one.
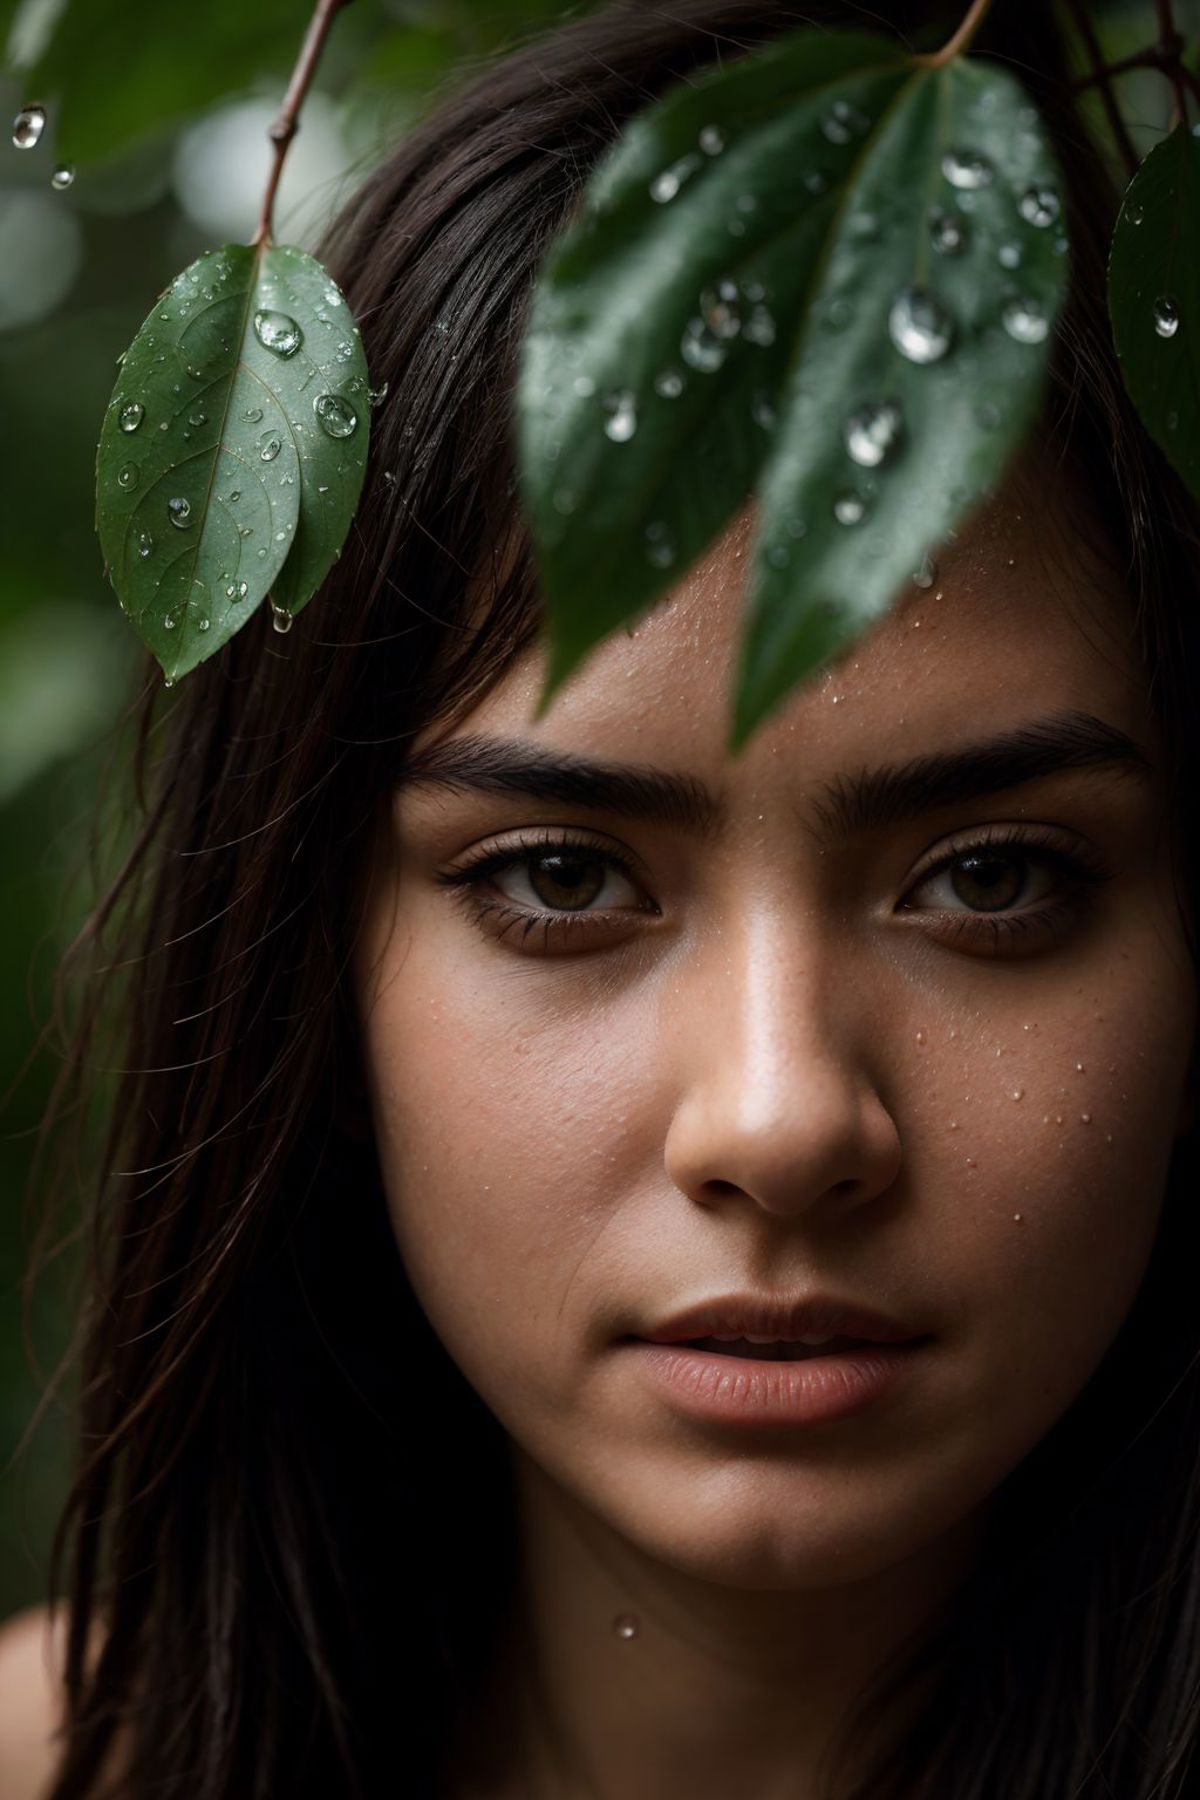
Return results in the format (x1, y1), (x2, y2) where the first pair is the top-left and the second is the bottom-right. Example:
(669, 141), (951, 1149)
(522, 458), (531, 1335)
(96, 242), (370, 682)
(517, 28), (1068, 751)
(1108, 123), (1200, 498)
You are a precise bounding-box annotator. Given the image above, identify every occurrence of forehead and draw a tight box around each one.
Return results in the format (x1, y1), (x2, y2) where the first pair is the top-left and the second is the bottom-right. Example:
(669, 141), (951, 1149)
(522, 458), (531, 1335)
(427, 449), (1152, 779)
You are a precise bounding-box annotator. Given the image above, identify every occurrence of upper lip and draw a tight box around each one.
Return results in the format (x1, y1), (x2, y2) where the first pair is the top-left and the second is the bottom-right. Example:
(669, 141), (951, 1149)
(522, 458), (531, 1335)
(636, 1293), (924, 1345)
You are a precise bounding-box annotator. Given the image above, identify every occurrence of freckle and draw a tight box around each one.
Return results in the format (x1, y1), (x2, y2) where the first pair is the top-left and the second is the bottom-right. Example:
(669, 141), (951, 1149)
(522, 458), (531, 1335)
(1080, 1113), (1091, 1123)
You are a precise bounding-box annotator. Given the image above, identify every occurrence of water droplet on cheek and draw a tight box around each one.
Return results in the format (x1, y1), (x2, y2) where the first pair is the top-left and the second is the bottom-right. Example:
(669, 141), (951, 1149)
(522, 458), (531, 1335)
(613, 1613), (640, 1640)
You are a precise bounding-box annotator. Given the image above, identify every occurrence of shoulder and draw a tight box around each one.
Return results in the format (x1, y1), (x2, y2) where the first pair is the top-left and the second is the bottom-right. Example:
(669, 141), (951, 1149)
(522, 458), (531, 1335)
(0, 1603), (70, 1799)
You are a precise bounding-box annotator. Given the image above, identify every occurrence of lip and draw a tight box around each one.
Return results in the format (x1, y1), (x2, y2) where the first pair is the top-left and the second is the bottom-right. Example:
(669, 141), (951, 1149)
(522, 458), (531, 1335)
(624, 1340), (929, 1428)
(636, 1291), (923, 1347)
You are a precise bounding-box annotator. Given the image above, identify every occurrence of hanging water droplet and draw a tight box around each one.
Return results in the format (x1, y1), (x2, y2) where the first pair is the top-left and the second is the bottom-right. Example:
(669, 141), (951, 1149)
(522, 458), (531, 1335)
(258, 430), (283, 462)
(698, 124), (725, 155)
(50, 164), (74, 190)
(226, 580), (249, 601)
(254, 310), (303, 357)
(833, 490), (869, 526)
(1001, 296), (1050, 344)
(244, 405), (264, 423)
(650, 152), (702, 203)
(911, 551), (937, 588)
(167, 496), (193, 530)
(1154, 295), (1180, 339)
(603, 390), (637, 442)
(367, 382), (389, 409)
(188, 410), (207, 428)
(941, 148), (994, 189)
(313, 392), (358, 439)
(844, 400), (904, 468)
(1018, 184), (1060, 227)
(997, 241), (1023, 269)
(654, 369), (685, 398)
(888, 286), (954, 364)
(137, 531), (153, 559)
(118, 401), (145, 434)
(270, 597), (293, 634)
(644, 521), (675, 568)
(11, 103), (46, 149)
(681, 316), (726, 372)
(929, 206), (968, 255)
(116, 462), (139, 491)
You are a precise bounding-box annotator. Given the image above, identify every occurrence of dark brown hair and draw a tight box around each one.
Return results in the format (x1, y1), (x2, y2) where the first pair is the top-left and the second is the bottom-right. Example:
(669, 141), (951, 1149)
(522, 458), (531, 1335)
(29, 2), (1200, 1795)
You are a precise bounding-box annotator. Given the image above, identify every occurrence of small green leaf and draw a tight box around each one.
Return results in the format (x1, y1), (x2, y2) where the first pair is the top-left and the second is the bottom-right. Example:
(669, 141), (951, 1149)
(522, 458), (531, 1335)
(517, 27), (1067, 749)
(96, 242), (369, 681)
(1108, 124), (1200, 498)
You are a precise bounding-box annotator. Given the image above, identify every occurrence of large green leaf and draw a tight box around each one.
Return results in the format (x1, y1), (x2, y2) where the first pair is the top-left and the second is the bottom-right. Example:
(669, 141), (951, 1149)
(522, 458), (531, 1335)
(1108, 123), (1200, 498)
(95, 242), (369, 681)
(517, 27), (1068, 750)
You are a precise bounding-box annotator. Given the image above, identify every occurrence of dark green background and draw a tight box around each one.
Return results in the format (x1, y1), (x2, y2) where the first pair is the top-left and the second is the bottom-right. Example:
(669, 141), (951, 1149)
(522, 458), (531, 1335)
(0, 0), (1179, 1622)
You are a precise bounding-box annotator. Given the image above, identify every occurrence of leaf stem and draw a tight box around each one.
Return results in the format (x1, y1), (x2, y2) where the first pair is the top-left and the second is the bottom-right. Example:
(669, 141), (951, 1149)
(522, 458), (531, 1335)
(914, 0), (995, 69)
(251, 0), (355, 250)
(1062, 0), (1142, 179)
(1153, 0), (1187, 129)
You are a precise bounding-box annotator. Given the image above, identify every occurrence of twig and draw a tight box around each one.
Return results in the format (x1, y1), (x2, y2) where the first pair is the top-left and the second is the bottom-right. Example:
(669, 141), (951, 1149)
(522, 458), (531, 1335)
(1153, 0), (1187, 129)
(251, 0), (355, 250)
(914, 0), (994, 69)
(1062, 0), (1142, 179)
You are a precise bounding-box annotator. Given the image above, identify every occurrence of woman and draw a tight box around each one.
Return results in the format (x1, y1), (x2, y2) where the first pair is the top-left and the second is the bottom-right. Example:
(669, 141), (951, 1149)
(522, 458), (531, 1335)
(4, 1), (1200, 1795)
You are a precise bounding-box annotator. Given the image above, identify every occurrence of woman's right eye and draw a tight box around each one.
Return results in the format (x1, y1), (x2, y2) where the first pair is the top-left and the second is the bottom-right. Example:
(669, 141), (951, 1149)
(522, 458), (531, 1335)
(489, 848), (644, 914)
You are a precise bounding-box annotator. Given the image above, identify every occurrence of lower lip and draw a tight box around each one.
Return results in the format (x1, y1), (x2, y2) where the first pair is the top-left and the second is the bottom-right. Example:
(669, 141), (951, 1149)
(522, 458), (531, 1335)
(626, 1340), (928, 1427)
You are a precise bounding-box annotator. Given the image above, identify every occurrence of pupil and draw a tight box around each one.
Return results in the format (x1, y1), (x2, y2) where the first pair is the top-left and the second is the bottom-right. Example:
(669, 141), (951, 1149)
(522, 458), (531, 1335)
(951, 853), (1024, 912)
(529, 854), (605, 911)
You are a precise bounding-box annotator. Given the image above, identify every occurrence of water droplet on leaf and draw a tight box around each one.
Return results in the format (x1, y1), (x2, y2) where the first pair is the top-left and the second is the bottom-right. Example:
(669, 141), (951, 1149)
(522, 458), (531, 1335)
(699, 124), (725, 155)
(258, 430), (282, 462)
(888, 286), (954, 363)
(1001, 296), (1049, 344)
(681, 317), (726, 372)
(117, 463), (139, 491)
(254, 310), (303, 357)
(700, 279), (742, 340)
(118, 401), (145, 434)
(188, 411), (207, 428)
(654, 369), (685, 399)
(1018, 184), (1059, 227)
(650, 152), (702, 203)
(1154, 295), (1180, 338)
(270, 597), (293, 634)
(244, 406), (264, 423)
(167, 496), (193, 530)
(833, 490), (869, 526)
(11, 103), (46, 149)
(603, 390), (637, 442)
(941, 148), (994, 189)
(50, 164), (74, 190)
(226, 580), (249, 600)
(997, 241), (1022, 269)
(844, 400), (903, 468)
(928, 207), (967, 254)
(137, 531), (153, 559)
(644, 521), (675, 567)
(314, 392), (358, 439)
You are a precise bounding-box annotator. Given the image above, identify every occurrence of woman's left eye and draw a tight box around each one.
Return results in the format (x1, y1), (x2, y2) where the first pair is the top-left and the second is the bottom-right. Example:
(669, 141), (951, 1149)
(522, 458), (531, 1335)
(487, 848), (642, 914)
(897, 832), (1111, 953)
(904, 847), (1061, 914)
(436, 837), (653, 951)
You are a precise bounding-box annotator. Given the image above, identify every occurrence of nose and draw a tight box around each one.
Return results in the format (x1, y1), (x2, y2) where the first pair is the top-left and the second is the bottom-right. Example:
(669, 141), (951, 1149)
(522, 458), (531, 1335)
(661, 908), (903, 1219)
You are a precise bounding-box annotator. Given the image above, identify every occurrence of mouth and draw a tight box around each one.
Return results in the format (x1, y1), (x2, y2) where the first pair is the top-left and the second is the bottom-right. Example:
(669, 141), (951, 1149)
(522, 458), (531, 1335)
(679, 1335), (906, 1360)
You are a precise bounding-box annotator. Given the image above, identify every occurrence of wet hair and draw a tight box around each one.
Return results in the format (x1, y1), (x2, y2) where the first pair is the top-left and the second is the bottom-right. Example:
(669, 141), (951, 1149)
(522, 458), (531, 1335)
(28, 2), (1200, 1795)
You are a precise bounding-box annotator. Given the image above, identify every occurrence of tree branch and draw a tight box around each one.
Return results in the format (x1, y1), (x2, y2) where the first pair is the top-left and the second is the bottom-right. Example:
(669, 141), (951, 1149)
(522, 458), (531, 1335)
(251, 0), (355, 250)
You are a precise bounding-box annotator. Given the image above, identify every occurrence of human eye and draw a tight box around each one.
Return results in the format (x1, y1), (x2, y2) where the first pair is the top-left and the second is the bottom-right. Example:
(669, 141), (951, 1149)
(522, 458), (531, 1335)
(434, 828), (659, 954)
(897, 823), (1114, 957)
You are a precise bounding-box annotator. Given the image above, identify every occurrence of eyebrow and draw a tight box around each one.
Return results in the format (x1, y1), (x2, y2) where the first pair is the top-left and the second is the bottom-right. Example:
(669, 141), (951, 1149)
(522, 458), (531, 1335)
(395, 710), (1151, 842)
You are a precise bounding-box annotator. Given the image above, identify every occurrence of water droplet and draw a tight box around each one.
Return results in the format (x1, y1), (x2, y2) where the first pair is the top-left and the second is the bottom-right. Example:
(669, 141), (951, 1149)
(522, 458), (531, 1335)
(650, 152), (701, 203)
(820, 97), (869, 144)
(613, 1613), (640, 1641)
(11, 103), (46, 149)
(1128, 200), (1144, 225)
(164, 614), (176, 629)
(254, 309), (303, 357)
(317, 485), (329, 495)
(681, 316), (727, 372)
(888, 286), (954, 364)
(50, 163), (74, 190)
(743, 303), (776, 347)
(929, 206), (968, 255)
(997, 241), (1023, 269)
(324, 287), (344, 308)
(552, 487), (578, 516)
(258, 430), (282, 462)
(226, 580), (249, 600)
(655, 369), (685, 399)
(164, 676), (176, 688)
(644, 521), (675, 568)
(196, 617), (212, 633)
(833, 490), (869, 526)
(767, 544), (790, 570)
(137, 531), (153, 559)
(751, 393), (776, 430)
(911, 551), (936, 588)
(1154, 295), (1180, 339)
(334, 340), (354, 363)
(1168, 408), (1180, 431)
(244, 405), (264, 423)
(603, 390), (637, 442)
(1001, 296), (1049, 345)
(167, 496), (193, 530)
(270, 597), (293, 634)
(118, 401), (145, 434)
(1011, 1088), (1024, 1102)
(844, 399), (903, 468)
(941, 148), (994, 189)
(188, 410), (207, 428)
(116, 463), (139, 491)
(802, 169), (827, 195)
(257, 548), (268, 559)
(368, 382), (389, 409)
(1018, 184), (1060, 227)
(976, 399), (1001, 428)
(314, 392), (358, 439)
(239, 525), (254, 537)
(699, 124), (725, 155)
(700, 279), (743, 341)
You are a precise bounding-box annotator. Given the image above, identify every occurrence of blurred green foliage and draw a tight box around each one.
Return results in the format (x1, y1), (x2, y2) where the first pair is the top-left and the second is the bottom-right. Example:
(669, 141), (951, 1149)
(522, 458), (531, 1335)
(0, 0), (1181, 1622)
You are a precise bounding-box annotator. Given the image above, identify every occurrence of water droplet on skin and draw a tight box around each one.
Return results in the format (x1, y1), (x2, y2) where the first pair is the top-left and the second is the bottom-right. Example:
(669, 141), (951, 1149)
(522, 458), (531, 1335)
(654, 369), (685, 398)
(253, 309), (303, 357)
(118, 401), (145, 434)
(50, 164), (74, 190)
(941, 148), (994, 189)
(314, 392), (358, 439)
(1012, 1212), (1023, 1223)
(833, 490), (869, 526)
(137, 532), (153, 558)
(603, 390), (637, 442)
(1001, 296), (1049, 345)
(888, 286), (954, 363)
(12, 103), (47, 149)
(117, 463), (139, 490)
(844, 399), (903, 468)
(650, 152), (702, 202)
(998, 241), (1023, 269)
(699, 124), (724, 155)
(1018, 184), (1060, 227)
(1011, 1089), (1024, 1101)
(613, 1614), (640, 1641)
(1154, 295), (1180, 338)
(700, 279), (743, 340)
(928, 206), (968, 255)
(167, 496), (193, 530)
(244, 406), (264, 423)
(644, 521), (675, 568)
(258, 430), (282, 462)
(270, 598), (293, 634)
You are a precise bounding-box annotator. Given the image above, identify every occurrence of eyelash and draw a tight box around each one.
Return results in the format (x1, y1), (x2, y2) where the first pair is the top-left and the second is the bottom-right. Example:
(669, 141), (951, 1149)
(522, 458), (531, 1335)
(435, 823), (1113, 958)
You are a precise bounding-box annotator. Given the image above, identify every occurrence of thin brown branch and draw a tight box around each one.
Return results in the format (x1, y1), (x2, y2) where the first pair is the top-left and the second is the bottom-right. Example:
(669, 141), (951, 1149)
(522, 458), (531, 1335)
(251, 0), (355, 250)
(913, 0), (994, 68)
(1153, 0), (1187, 129)
(1063, 0), (1142, 179)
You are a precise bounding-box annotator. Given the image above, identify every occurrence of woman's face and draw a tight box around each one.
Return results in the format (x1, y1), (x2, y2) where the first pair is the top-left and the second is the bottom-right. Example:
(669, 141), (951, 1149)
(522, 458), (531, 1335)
(354, 465), (1195, 1592)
